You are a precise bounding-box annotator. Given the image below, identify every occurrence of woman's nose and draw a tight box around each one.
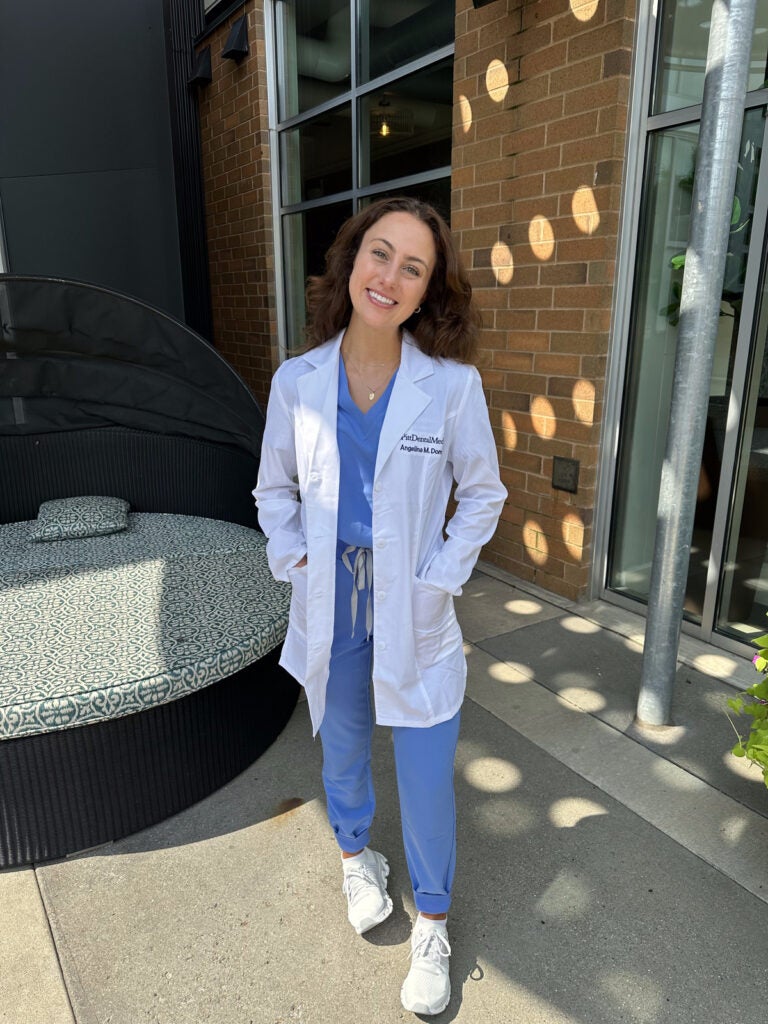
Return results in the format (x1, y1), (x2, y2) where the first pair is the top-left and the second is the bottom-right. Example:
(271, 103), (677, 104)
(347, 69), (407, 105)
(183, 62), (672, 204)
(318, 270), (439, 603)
(379, 263), (397, 286)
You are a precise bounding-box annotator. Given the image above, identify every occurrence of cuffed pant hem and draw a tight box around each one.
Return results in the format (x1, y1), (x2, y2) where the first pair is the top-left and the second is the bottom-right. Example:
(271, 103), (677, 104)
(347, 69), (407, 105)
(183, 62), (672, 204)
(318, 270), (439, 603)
(414, 892), (452, 915)
(334, 831), (371, 854)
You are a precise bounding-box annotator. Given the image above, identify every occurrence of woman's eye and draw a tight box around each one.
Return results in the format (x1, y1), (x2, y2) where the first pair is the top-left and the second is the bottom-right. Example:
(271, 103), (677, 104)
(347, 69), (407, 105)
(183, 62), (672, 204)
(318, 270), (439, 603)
(404, 265), (420, 277)
(372, 248), (388, 259)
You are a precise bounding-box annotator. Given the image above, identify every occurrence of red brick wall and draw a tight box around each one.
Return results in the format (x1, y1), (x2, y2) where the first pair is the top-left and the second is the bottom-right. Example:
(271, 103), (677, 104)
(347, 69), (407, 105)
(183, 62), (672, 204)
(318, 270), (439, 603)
(197, 1), (276, 410)
(453, 0), (635, 600)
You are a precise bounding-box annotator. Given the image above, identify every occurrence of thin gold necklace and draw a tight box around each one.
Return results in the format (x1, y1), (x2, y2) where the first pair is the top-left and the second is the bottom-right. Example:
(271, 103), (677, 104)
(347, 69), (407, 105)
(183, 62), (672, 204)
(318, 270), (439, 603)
(344, 355), (399, 402)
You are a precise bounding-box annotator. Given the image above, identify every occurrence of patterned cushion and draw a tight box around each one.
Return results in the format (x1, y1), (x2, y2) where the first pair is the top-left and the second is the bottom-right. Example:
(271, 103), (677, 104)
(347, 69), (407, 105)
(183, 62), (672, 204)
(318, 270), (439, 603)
(30, 496), (130, 542)
(0, 514), (290, 739)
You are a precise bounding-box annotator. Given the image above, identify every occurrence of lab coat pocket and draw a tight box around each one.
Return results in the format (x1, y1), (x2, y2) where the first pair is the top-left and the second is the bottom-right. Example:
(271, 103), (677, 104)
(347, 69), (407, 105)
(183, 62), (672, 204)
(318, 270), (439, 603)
(287, 563), (309, 638)
(412, 577), (460, 669)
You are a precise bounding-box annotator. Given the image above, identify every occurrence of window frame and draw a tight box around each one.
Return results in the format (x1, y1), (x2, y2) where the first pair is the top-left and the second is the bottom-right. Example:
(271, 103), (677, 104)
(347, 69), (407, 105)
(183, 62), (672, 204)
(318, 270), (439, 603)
(265, 1), (454, 363)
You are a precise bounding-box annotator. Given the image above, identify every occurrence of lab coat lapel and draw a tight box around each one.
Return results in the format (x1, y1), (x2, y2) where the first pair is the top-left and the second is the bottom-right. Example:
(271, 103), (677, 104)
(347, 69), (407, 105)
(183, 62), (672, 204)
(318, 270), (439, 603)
(375, 336), (433, 478)
(296, 333), (342, 488)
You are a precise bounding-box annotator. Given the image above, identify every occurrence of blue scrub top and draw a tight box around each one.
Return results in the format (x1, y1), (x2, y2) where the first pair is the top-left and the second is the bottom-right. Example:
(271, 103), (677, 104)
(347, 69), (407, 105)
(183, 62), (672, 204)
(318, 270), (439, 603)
(337, 357), (397, 548)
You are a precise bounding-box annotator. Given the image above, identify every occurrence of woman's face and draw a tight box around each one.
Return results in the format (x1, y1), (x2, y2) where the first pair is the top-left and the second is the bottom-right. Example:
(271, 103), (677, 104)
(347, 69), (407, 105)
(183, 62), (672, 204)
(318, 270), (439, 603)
(347, 211), (436, 338)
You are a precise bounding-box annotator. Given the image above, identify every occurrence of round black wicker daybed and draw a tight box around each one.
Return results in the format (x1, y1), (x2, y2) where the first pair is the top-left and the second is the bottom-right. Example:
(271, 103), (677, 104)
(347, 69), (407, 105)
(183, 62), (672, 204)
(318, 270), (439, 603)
(0, 276), (299, 868)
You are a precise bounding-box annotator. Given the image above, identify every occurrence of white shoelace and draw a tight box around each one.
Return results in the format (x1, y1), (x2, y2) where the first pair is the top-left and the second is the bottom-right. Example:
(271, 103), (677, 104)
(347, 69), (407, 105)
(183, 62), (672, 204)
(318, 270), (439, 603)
(341, 544), (373, 639)
(342, 861), (379, 906)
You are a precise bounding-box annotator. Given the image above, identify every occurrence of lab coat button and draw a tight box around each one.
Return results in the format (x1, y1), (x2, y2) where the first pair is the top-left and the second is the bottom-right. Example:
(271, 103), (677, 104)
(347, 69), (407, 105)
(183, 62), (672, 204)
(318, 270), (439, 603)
(377, 640), (386, 650)
(375, 539), (385, 549)
(377, 590), (385, 600)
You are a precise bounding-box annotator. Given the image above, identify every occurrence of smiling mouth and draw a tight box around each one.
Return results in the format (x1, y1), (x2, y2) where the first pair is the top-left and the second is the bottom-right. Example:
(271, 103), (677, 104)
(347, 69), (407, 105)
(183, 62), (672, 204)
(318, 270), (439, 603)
(367, 288), (396, 307)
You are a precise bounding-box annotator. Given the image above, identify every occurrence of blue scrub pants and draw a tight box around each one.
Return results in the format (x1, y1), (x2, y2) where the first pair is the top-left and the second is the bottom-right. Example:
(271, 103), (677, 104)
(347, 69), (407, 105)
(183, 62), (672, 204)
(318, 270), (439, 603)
(318, 543), (460, 916)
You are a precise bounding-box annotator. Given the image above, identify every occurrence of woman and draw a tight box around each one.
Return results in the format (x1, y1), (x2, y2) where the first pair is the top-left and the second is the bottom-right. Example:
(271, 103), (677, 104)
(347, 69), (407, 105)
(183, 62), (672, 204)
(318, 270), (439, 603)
(253, 196), (506, 1015)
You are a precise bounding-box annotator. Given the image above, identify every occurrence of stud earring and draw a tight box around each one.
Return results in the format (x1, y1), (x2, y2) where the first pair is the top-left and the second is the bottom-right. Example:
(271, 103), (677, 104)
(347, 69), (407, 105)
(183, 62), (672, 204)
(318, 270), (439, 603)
(414, 305), (421, 314)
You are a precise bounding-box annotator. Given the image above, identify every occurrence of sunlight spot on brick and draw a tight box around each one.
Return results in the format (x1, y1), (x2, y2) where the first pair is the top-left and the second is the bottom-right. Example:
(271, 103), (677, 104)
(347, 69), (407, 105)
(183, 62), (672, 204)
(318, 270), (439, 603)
(485, 59), (509, 103)
(491, 240), (514, 284)
(458, 93), (473, 133)
(530, 395), (556, 438)
(571, 185), (601, 235)
(523, 518), (548, 566)
(561, 512), (585, 560)
(528, 214), (555, 260)
(572, 378), (596, 423)
(501, 409), (518, 449)
(464, 756), (522, 793)
(570, 0), (600, 22)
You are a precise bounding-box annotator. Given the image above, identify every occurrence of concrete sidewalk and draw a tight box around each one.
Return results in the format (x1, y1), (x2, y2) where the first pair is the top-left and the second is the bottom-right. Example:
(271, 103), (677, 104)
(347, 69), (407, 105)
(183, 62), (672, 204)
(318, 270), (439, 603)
(5, 566), (768, 1024)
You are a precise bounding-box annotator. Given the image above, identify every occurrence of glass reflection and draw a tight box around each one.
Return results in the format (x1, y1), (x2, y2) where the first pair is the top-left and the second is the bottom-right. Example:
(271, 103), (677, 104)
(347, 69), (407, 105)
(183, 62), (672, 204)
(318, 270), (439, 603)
(365, 179), (452, 224)
(283, 201), (352, 353)
(653, 0), (768, 115)
(718, 271), (768, 639)
(608, 110), (763, 619)
(361, 0), (454, 83)
(276, 1), (351, 119)
(361, 59), (453, 187)
(280, 104), (352, 205)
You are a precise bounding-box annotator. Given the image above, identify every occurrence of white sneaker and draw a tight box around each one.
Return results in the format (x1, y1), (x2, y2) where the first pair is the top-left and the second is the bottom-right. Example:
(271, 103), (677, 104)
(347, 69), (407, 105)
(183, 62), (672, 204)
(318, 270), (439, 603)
(341, 848), (393, 935)
(400, 915), (451, 1015)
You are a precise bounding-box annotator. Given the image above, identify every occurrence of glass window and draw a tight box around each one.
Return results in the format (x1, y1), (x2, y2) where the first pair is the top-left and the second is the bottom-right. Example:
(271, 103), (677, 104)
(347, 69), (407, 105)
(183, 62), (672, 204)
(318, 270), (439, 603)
(369, 178), (452, 224)
(280, 104), (353, 205)
(276, 1), (351, 120)
(360, 0), (454, 83)
(608, 111), (762, 620)
(653, 0), (768, 115)
(272, 0), (454, 356)
(282, 200), (353, 346)
(361, 59), (453, 187)
(717, 266), (768, 639)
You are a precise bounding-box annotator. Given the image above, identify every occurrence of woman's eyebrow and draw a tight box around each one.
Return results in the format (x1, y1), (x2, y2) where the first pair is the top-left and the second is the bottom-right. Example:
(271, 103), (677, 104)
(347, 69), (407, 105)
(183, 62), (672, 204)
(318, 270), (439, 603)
(369, 236), (430, 268)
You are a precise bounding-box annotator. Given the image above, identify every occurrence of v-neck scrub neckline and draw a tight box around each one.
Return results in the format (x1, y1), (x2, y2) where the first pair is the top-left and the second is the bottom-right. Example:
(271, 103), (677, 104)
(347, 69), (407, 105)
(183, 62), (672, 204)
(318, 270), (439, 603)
(338, 356), (397, 424)
(336, 358), (397, 548)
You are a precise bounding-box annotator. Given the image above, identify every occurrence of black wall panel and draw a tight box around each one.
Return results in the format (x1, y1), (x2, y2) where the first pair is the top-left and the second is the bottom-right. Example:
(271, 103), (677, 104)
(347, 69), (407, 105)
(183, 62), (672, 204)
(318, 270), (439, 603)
(0, 0), (185, 318)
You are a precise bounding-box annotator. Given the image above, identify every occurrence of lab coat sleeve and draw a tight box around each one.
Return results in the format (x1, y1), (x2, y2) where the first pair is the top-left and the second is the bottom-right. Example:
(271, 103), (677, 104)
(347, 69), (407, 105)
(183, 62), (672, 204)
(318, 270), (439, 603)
(252, 368), (307, 582)
(422, 366), (507, 595)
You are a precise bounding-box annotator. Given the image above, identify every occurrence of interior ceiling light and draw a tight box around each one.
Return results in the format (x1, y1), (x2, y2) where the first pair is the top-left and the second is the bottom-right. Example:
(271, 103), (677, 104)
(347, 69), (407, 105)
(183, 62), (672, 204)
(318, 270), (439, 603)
(370, 97), (413, 138)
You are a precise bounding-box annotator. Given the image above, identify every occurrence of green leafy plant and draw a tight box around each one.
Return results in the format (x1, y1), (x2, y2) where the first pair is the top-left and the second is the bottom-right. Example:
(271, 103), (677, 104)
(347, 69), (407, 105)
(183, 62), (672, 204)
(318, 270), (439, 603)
(663, 194), (750, 326)
(728, 614), (768, 788)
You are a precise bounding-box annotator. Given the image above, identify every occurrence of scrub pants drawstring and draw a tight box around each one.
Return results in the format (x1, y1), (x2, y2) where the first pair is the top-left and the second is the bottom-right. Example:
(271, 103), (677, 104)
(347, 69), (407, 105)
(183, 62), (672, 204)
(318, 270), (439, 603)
(341, 544), (373, 639)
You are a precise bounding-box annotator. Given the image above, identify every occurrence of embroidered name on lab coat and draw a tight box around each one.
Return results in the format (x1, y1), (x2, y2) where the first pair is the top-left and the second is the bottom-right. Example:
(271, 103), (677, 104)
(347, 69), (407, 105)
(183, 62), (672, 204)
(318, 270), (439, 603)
(400, 432), (444, 455)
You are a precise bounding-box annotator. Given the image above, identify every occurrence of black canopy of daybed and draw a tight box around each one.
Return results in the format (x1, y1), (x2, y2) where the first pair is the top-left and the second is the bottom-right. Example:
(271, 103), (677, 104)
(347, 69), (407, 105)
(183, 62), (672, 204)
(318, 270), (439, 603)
(0, 275), (266, 527)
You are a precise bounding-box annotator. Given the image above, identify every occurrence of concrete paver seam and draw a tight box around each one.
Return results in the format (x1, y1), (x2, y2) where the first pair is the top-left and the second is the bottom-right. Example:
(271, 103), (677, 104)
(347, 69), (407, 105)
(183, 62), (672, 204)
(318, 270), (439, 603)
(34, 866), (84, 1024)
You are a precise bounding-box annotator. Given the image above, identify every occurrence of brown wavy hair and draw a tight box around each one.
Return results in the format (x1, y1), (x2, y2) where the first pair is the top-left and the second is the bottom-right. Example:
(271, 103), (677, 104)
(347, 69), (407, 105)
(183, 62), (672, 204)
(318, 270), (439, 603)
(304, 197), (481, 363)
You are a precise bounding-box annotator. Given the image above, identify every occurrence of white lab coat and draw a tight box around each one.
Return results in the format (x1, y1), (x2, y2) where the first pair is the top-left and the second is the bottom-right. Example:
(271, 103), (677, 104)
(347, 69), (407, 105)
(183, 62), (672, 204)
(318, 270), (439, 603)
(253, 331), (507, 735)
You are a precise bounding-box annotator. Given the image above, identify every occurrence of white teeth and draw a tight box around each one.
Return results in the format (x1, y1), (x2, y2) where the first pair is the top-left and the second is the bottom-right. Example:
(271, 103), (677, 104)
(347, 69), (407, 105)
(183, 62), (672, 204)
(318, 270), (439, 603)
(368, 289), (395, 305)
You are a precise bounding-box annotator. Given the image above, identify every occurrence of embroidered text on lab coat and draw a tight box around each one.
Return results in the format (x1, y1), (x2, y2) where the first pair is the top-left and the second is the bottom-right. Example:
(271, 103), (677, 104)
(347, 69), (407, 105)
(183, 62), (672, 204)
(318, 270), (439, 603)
(400, 431), (444, 455)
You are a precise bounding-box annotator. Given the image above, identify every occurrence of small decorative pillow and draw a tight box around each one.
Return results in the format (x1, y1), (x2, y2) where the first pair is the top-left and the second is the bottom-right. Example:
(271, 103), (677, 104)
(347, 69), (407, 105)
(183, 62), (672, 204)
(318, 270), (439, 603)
(30, 496), (131, 542)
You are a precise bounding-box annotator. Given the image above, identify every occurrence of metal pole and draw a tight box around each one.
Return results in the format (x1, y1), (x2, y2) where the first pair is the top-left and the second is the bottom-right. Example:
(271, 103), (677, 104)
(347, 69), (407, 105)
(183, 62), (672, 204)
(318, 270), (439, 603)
(636, 0), (758, 726)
